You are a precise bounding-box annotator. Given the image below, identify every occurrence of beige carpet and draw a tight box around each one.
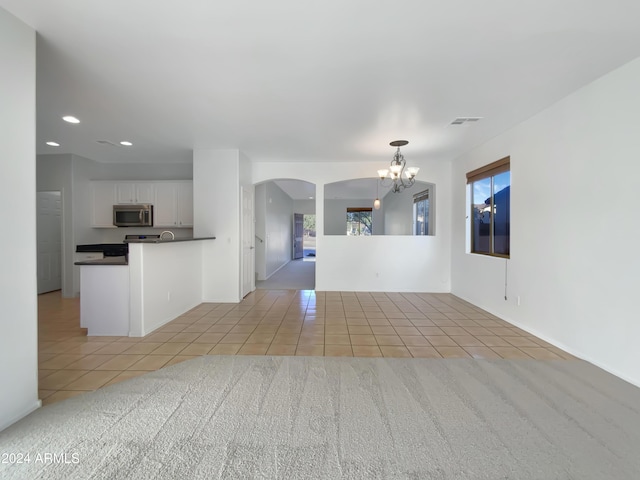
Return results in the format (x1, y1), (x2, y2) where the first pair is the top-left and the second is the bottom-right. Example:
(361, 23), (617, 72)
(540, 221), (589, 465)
(256, 259), (315, 290)
(1, 356), (639, 479)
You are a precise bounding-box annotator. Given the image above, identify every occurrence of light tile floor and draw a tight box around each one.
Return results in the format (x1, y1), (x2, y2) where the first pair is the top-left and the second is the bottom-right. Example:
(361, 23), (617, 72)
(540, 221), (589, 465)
(38, 289), (573, 405)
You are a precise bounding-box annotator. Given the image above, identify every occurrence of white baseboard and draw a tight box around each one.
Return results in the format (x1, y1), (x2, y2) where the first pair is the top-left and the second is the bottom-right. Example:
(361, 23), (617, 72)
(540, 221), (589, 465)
(0, 399), (41, 432)
(452, 292), (640, 389)
(264, 260), (290, 280)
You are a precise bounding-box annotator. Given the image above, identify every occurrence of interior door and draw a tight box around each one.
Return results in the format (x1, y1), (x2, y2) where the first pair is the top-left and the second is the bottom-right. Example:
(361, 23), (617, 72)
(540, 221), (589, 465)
(293, 213), (304, 259)
(241, 187), (255, 298)
(37, 191), (62, 294)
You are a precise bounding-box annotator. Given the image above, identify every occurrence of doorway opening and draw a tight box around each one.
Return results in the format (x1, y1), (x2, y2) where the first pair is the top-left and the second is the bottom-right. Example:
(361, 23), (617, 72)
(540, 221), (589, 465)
(37, 191), (62, 294)
(254, 179), (316, 289)
(303, 214), (316, 261)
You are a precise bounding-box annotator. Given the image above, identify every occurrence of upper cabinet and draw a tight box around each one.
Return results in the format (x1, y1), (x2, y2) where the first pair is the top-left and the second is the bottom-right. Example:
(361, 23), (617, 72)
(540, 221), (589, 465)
(154, 181), (193, 227)
(91, 182), (117, 227)
(177, 182), (194, 227)
(115, 182), (156, 204)
(90, 180), (193, 228)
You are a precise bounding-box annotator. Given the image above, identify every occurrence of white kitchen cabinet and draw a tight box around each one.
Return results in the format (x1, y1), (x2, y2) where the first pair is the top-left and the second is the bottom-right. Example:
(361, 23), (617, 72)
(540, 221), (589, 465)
(177, 182), (194, 227)
(91, 181), (117, 227)
(153, 183), (176, 226)
(79, 264), (130, 335)
(154, 181), (193, 227)
(74, 252), (104, 300)
(91, 180), (192, 228)
(115, 182), (155, 204)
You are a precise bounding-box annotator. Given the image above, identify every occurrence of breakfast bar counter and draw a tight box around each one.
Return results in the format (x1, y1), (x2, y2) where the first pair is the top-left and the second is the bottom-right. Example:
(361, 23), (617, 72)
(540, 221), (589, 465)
(75, 237), (216, 338)
(74, 256), (128, 266)
(123, 236), (216, 244)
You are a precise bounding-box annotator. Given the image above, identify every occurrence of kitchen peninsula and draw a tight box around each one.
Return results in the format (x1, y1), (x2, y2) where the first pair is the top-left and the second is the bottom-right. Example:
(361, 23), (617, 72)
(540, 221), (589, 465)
(75, 237), (216, 337)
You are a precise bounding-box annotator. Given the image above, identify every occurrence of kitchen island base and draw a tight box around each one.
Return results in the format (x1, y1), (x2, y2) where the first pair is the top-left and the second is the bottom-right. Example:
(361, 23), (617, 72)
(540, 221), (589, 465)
(79, 264), (129, 336)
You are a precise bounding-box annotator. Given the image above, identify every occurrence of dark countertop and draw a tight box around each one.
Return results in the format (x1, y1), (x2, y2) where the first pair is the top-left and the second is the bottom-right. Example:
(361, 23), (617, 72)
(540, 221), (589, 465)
(76, 243), (128, 253)
(124, 236), (216, 244)
(74, 256), (128, 266)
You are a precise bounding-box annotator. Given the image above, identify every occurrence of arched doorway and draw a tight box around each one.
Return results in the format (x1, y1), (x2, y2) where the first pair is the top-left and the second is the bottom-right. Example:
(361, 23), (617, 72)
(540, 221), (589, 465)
(254, 179), (316, 290)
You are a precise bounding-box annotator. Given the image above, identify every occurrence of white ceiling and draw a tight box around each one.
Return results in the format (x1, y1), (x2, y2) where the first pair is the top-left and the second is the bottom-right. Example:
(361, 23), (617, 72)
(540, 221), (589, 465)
(3, 1), (640, 165)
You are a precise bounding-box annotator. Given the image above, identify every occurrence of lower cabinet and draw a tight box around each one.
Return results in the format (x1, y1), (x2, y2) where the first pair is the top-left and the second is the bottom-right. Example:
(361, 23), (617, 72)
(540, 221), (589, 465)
(79, 265), (130, 335)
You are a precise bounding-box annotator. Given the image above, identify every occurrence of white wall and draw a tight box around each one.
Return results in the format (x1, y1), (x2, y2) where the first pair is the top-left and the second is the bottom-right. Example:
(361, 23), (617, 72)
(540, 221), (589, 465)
(194, 149), (242, 302)
(253, 159), (452, 293)
(451, 56), (640, 387)
(0, 7), (38, 430)
(263, 182), (293, 278)
(321, 235), (449, 291)
(128, 241), (205, 336)
(382, 181), (435, 235)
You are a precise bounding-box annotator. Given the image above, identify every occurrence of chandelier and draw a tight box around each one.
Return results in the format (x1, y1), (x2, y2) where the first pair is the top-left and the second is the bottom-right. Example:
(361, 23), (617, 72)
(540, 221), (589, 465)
(377, 140), (419, 193)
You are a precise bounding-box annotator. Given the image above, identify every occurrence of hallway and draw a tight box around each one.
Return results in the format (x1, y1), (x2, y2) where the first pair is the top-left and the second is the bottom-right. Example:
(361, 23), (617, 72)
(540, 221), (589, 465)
(256, 258), (315, 290)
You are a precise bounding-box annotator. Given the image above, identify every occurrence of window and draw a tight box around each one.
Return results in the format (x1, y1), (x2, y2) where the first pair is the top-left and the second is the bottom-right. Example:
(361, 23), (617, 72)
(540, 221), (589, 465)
(413, 189), (430, 235)
(346, 208), (372, 236)
(467, 156), (510, 257)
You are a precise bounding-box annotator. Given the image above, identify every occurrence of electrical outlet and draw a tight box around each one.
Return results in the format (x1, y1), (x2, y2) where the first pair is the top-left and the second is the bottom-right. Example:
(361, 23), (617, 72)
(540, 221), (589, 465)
(167, 291), (171, 301)
(516, 296), (521, 306)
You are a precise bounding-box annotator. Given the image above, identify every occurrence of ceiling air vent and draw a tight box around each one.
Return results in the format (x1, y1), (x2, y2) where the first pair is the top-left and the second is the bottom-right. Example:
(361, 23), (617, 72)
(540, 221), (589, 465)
(96, 140), (119, 147)
(450, 117), (482, 125)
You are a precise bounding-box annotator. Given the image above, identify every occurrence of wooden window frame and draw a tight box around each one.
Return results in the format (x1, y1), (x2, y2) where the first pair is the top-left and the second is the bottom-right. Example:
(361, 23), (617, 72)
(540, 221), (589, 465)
(412, 189), (430, 236)
(346, 207), (373, 236)
(467, 156), (510, 258)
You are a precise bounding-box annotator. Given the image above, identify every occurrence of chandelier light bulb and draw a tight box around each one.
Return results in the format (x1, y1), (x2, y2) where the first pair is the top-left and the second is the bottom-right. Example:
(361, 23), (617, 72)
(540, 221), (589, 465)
(405, 167), (419, 179)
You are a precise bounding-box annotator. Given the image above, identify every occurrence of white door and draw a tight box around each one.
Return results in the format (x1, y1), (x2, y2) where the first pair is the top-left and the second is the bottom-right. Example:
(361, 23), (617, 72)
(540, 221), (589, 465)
(37, 191), (62, 294)
(293, 213), (304, 259)
(241, 187), (255, 298)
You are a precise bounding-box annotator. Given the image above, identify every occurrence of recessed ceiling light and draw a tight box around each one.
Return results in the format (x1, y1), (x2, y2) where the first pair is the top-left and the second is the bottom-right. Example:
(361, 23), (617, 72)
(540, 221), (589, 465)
(308, 196), (314, 199)
(46, 141), (60, 147)
(62, 115), (80, 124)
(120, 141), (133, 146)
(450, 117), (482, 125)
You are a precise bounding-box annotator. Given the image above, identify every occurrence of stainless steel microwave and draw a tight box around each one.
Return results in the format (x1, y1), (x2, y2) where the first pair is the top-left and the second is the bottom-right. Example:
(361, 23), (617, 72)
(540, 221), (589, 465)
(113, 204), (153, 227)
